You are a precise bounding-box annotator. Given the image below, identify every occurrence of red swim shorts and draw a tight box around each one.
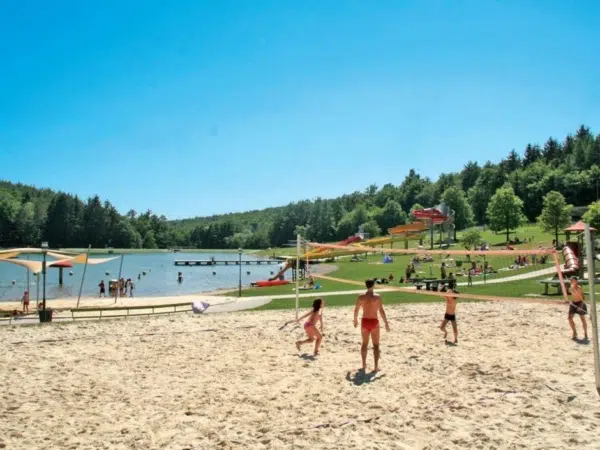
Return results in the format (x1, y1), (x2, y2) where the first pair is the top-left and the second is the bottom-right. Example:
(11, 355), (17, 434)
(361, 318), (379, 331)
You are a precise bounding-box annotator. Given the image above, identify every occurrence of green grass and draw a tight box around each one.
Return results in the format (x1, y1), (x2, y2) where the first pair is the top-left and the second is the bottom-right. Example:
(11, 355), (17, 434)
(456, 223), (554, 248)
(330, 252), (554, 283)
(251, 275), (587, 311)
(253, 290), (445, 310)
(246, 247), (567, 310)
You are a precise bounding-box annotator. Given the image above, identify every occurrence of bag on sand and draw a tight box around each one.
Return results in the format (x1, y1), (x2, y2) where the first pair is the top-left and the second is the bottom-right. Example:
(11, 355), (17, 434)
(192, 301), (210, 314)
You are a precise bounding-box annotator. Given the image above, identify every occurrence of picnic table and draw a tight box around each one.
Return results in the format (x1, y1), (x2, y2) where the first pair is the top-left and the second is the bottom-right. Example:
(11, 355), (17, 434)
(539, 279), (592, 296)
(410, 278), (456, 291)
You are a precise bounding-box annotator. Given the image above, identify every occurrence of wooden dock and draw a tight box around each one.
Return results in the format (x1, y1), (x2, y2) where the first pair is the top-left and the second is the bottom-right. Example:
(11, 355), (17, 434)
(174, 259), (280, 267)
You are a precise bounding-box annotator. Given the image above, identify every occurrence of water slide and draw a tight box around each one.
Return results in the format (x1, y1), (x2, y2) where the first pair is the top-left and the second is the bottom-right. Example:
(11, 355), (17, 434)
(268, 261), (293, 282)
(267, 235), (363, 281)
(304, 235), (362, 258)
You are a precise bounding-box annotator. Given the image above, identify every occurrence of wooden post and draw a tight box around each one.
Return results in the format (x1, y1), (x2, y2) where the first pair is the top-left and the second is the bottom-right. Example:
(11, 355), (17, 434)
(430, 218), (434, 250)
(584, 224), (600, 397)
(114, 254), (124, 304)
(76, 246), (91, 309)
(295, 234), (300, 320)
(58, 267), (64, 286)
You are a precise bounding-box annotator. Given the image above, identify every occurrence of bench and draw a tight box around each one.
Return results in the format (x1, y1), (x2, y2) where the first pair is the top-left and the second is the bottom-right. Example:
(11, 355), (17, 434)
(538, 279), (591, 295)
(70, 302), (193, 320)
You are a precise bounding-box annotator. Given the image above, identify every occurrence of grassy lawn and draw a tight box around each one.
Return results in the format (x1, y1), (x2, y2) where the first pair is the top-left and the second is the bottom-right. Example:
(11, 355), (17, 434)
(247, 252), (570, 311)
(254, 290), (444, 311)
(227, 223), (568, 310)
(456, 223), (554, 248)
(257, 223), (555, 258)
(252, 275), (587, 311)
(331, 253), (554, 284)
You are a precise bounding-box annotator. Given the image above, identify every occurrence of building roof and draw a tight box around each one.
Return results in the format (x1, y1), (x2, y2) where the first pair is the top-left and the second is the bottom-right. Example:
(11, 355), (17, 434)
(564, 221), (596, 232)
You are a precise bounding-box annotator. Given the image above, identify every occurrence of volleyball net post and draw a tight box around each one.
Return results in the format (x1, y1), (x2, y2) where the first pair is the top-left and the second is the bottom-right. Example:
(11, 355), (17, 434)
(295, 234), (300, 320)
(583, 224), (600, 397)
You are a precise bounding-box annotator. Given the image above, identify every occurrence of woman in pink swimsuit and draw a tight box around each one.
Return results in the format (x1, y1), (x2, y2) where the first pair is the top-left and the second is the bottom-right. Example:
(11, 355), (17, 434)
(295, 298), (324, 356)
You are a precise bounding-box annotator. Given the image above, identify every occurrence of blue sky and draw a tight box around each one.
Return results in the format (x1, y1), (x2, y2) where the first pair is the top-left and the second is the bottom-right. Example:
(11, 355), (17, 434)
(1, 0), (598, 219)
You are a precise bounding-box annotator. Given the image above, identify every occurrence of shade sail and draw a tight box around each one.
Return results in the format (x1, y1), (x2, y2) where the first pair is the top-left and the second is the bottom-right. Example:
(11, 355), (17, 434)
(0, 252), (118, 274)
(0, 251), (20, 261)
(0, 248), (75, 260)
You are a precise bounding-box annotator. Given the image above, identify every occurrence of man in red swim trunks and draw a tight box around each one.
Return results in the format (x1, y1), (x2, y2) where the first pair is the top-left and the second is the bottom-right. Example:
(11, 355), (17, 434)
(354, 279), (390, 372)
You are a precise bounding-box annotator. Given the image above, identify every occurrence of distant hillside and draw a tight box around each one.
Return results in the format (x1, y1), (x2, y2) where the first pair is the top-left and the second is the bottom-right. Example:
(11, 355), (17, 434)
(1, 124), (599, 249)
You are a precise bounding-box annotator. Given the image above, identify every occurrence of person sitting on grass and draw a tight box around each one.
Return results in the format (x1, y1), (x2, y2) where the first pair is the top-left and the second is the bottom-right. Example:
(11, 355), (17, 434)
(295, 298), (324, 356)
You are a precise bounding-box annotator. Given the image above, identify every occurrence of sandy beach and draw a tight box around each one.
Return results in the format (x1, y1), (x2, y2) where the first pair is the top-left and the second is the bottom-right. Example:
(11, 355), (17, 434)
(2, 301), (600, 449)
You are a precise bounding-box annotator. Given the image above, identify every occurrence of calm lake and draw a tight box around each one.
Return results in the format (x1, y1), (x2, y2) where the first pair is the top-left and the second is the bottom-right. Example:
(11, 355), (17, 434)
(0, 252), (282, 302)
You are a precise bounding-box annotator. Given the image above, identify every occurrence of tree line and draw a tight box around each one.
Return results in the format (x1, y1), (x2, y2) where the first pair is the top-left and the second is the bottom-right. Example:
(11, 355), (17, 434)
(1, 125), (599, 249)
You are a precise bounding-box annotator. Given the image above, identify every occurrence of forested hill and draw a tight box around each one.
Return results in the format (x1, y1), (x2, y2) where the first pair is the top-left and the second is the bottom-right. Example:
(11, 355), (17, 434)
(1, 125), (600, 250)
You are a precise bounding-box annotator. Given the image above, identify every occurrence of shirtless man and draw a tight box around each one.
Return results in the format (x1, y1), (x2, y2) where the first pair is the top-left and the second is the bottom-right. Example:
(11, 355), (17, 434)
(568, 277), (588, 341)
(440, 289), (459, 344)
(353, 279), (390, 372)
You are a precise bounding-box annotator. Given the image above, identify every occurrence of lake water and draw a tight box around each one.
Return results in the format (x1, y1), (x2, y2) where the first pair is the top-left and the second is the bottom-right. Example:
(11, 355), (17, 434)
(0, 252), (282, 302)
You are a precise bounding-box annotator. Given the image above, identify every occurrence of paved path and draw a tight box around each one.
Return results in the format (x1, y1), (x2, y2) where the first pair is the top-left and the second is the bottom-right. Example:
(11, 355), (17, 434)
(456, 266), (556, 286)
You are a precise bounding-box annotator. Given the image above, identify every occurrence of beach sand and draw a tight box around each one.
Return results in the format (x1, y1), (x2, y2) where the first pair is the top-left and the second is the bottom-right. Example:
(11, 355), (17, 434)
(2, 301), (600, 449)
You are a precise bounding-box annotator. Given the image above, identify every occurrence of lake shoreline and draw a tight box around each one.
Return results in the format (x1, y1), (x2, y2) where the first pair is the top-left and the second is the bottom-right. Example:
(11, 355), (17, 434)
(54, 248), (265, 255)
(0, 264), (339, 313)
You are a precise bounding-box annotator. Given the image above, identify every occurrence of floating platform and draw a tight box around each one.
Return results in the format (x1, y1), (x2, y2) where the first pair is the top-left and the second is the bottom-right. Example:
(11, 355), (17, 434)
(174, 260), (280, 266)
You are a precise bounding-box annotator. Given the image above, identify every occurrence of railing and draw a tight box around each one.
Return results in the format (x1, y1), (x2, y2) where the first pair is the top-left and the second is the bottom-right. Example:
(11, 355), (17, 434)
(70, 302), (193, 320)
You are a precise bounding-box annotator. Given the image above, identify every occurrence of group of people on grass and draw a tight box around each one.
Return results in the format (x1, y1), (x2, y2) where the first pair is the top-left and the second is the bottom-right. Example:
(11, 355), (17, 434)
(294, 275), (589, 372)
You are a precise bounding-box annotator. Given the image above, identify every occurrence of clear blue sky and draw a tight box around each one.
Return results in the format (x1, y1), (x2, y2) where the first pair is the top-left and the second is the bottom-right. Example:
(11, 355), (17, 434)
(1, 1), (598, 219)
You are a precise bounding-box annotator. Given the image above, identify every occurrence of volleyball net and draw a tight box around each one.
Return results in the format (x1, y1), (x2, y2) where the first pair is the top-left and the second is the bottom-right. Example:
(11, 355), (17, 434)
(303, 240), (579, 305)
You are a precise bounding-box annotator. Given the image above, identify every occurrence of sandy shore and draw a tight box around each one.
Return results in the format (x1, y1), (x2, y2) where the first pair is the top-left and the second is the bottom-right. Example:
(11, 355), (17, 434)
(0, 293), (233, 313)
(2, 301), (600, 449)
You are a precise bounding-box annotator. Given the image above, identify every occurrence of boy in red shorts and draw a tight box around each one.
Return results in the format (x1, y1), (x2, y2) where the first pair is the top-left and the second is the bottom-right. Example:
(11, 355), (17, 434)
(353, 279), (390, 372)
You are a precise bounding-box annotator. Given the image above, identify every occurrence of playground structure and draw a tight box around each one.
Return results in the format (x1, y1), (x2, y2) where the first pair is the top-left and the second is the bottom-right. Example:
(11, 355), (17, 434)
(411, 203), (455, 249)
(556, 221), (597, 279)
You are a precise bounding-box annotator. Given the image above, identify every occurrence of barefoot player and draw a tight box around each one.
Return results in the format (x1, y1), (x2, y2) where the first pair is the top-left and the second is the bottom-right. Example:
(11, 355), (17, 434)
(295, 298), (324, 356)
(568, 277), (588, 341)
(353, 279), (390, 372)
(440, 289), (459, 344)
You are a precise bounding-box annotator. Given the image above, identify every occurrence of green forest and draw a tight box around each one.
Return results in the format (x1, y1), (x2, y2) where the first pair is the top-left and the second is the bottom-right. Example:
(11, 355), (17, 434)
(1, 125), (600, 250)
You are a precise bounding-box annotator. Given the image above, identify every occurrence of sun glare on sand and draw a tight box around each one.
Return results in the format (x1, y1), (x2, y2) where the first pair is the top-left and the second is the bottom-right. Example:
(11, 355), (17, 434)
(2, 302), (600, 449)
